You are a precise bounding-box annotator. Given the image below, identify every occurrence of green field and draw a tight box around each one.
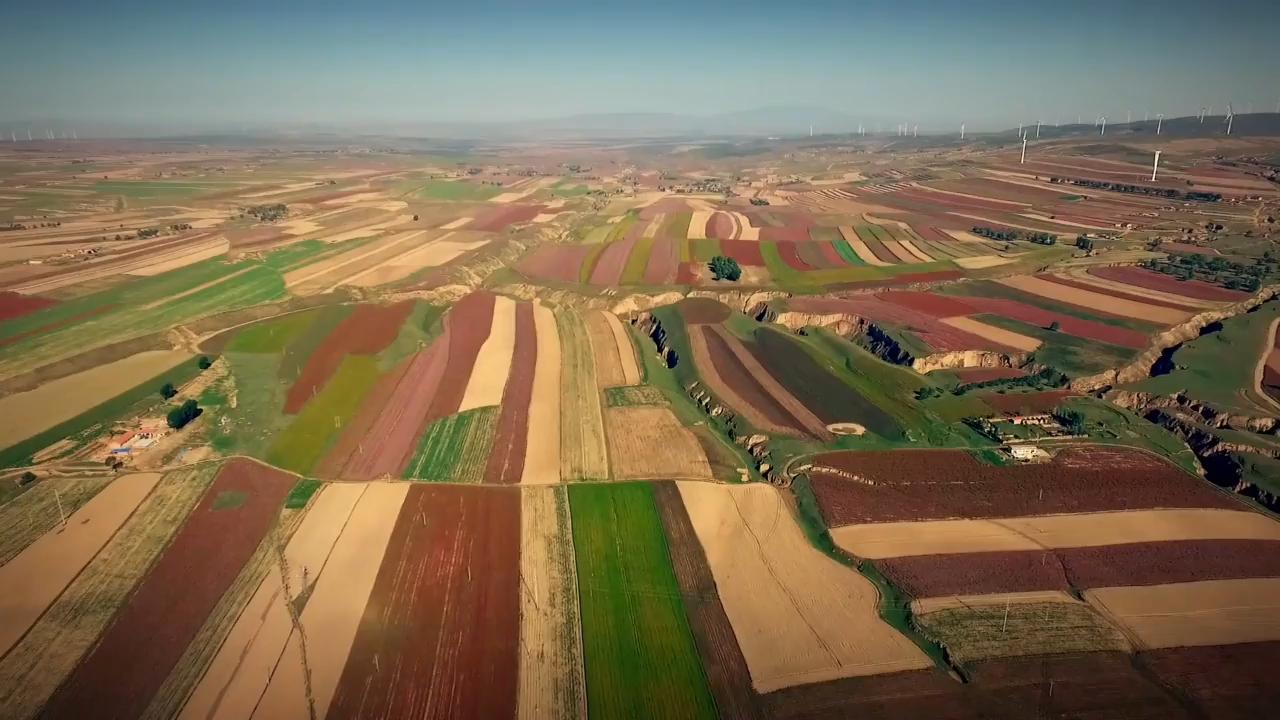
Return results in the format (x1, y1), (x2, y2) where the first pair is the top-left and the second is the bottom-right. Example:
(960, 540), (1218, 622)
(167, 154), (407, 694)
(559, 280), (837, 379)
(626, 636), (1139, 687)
(225, 312), (317, 353)
(1124, 300), (1280, 415)
(569, 483), (716, 720)
(283, 478), (323, 509)
(621, 236), (654, 285)
(93, 180), (230, 199)
(417, 179), (502, 201)
(404, 406), (499, 482)
(211, 352), (291, 458)
(278, 305), (353, 382)
(605, 385), (668, 407)
(976, 314), (1137, 377)
(265, 355), (381, 473)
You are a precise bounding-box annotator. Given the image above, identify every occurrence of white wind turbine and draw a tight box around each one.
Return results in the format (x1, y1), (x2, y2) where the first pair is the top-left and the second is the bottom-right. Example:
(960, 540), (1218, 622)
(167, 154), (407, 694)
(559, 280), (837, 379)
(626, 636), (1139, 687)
(960, 122), (965, 140)
(1226, 104), (1234, 135)
(1156, 114), (1164, 135)
(1036, 120), (1041, 138)
(1020, 134), (1028, 164)
(1151, 150), (1162, 182)
(1100, 116), (1107, 136)
(1198, 106), (1206, 123)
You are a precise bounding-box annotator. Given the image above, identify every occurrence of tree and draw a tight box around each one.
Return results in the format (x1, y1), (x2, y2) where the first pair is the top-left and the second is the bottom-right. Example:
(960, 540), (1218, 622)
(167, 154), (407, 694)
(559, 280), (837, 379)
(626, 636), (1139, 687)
(1048, 320), (1061, 332)
(160, 382), (177, 399)
(167, 399), (202, 430)
(708, 255), (742, 282)
(18, 471), (37, 486)
(197, 356), (212, 370)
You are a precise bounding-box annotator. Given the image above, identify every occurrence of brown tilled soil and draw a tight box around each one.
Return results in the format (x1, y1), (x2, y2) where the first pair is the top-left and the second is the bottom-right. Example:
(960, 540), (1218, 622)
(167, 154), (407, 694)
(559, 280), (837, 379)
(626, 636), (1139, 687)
(677, 297), (732, 324)
(483, 302), (537, 485)
(42, 458), (295, 720)
(327, 485), (521, 720)
(810, 446), (1238, 525)
(651, 482), (766, 720)
(698, 325), (810, 435)
(422, 290), (496, 423)
(1143, 641), (1280, 719)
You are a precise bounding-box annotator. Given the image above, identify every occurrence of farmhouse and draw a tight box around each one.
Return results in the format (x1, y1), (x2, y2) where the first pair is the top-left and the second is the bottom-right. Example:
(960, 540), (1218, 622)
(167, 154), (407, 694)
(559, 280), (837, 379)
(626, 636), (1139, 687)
(1008, 445), (1050, 462)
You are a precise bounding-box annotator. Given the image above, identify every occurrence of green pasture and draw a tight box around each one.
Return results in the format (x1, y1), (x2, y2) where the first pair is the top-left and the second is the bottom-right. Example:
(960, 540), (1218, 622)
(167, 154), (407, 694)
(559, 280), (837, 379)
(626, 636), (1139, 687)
(404, 406), (498, 482)
(265, 355), (381, 474)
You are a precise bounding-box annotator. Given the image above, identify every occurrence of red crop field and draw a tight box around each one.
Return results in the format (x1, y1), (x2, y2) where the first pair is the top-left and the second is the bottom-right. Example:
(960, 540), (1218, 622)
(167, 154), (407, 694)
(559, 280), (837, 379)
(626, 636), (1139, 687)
(810, 446), (1237, 525)
(421, 291), (497, 422)
(787, 296), (1007, 353)
(797, 241), (838, 269)
(960, 295), (1149, 347)
(757, 213), (814, 242)
(1145, 641), (1280, 717)
(817, 241), (848, 267)
(328, 485), (521, 720)
(284, 300), (415, 413)
(588, 236), (636, 285)
(470, 204), (543, 232)
(830, 270), (967, 293)
(697, 325), (811, 433)
(705, 212), (736, 239)
(676, 262), (698, 284)
(340, 336), (451, 479)
(1089, 266), (1249, 302)
(978, 389), (1079, 414)
(718, 238), (766, 266)
(878, 539), (1280, 598)
(643, 236), (679, 283)
(517, 244), (590, 283)
(42, 459), (295, 720)
(877, 290), (978, 317)
(0, 291), (56, 322)
(776, 241), (816, 271)
(316, 356), (413, 477)
(482, 302), (536, 484)
(1036, 274), (1200, 311)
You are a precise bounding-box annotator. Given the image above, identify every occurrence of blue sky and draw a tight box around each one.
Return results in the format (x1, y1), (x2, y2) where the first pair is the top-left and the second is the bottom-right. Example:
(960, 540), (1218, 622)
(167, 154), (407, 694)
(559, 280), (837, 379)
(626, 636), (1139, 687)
(1, 0), (1277, 133)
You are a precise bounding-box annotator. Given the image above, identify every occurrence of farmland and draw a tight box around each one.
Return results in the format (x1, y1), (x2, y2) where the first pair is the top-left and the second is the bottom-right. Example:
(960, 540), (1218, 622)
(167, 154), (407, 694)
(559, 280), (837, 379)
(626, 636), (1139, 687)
(4, 119), (1280, 719)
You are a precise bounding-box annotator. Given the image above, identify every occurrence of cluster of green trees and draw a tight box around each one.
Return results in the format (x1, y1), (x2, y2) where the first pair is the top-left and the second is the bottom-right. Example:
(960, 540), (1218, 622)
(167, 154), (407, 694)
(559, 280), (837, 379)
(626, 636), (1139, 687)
(915, 367), (1068, 400)
(971, 226), (1057, 245)
(749, 197), (771, 206)
(708, 255), (742, 281)
(167, 399), (202, 430)
(1052, 407), (1087, 434)
(1050, 177), (1222, 202)
(246, 203), (288, 222)
(1142, 252), (1270, 291)
(1075, 235), (1095, 251)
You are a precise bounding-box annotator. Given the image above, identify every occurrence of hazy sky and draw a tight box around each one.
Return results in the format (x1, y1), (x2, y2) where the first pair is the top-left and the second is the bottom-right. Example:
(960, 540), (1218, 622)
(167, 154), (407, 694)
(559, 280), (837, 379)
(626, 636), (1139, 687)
(2, 0), (1278, 134)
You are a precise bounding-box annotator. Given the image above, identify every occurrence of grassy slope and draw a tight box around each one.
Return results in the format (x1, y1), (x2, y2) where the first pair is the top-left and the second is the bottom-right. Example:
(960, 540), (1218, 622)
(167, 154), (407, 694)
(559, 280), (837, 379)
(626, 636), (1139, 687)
(976, 314), (1136, 377)
(569, 483), (716, 720)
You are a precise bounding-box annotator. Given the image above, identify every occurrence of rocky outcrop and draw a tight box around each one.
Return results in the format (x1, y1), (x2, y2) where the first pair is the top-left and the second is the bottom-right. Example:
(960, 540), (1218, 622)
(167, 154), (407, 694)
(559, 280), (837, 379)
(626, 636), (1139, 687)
(1109, 389), (1280, 434)
(911, 349), (1029, 374)
(1071, 286), (1280, 393)
(634, 312), (678, 368)
(768, 311), (870, 339)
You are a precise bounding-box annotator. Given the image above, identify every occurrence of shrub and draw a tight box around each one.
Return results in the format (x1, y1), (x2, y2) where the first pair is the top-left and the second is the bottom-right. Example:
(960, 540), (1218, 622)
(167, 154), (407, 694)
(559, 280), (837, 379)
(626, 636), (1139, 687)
(160, 382), (177, 399)
(708, 255), (742, 281)
(197, 356), (212, 370)
(167, 399), (202, 429)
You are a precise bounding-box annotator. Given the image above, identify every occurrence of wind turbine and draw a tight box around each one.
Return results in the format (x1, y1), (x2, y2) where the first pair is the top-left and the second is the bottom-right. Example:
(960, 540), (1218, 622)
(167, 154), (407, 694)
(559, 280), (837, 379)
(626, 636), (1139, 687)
(1127, 110), (1131, 125)
(1020, 134), (1028, 164)
(1226, 104), (1234, 135)
(960, 122), (965, 140)
(9, 131), (14, 143)
(1100, 116), (1107, 136)
(1018, 122), (1023, 137)
(1036, 120), (1041, 138)
(1151, 150), (1162, 182)
(913, 124), (918, 138)
(1156, 114), (1164, 135)
(1199, 107), (1206, 123)
(26, 129), (32, 141)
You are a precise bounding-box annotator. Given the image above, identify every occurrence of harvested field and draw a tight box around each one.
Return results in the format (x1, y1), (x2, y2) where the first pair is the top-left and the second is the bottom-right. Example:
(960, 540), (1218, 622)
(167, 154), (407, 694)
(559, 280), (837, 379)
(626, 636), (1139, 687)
(940, 316), (1041, 352)
(484, 303), (537, 485)
(0, 476), (111, 566)
(599, 311), (641, 384)
(875, 536), (1280, 598)
(518, 487), (587, 720)
(0, 466), (216, 720)
(751, 326), (901, 439)
(585, 310), (627, 387)
(557, 309), (609, 482)
(605, 406), (712, 480)
(283, 301), (413, 413)
(832, 508), (1280, 558)
(706, 325), (828, 436)
(0, 472), (161, 657)
(687, 210), (712, 240)
(1145, 641), (1280, 718)
(810, 446), (1237, 525)
(344, 234), (488, 287)
(679, 482), (931, 691)
(996, 275), (1189, 323)
(522, 304), (563, 485)
(0, 349), (189, 449)
(251, 482), (409, 720)
(404, 406), (499, 482)
(42, 459), (295, 720)
(1089, 265), (1250, 302)
(1040, 272), (1209, 311)
(327, 485), (521, 720)
(458, 294), (516, 411)
(569, 483), (716, 719)
(838, 227), (891, 266)
(1087, 578), (1280, 649)
(915, 599), (1129, 664)
(177, 482), (364, 720)
(952, 254), (1014, 270)
(282, 231), (424, 293)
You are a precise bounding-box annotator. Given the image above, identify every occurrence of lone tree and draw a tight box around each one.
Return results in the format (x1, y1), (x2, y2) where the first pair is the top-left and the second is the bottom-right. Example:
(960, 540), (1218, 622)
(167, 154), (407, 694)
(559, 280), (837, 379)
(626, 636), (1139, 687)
(159, 382), (177, 399)
(167, 399), (202, 430)
(708, 255), (742, 282)
(1048, 320), (1062, 332)
(197, 356), (213, 370)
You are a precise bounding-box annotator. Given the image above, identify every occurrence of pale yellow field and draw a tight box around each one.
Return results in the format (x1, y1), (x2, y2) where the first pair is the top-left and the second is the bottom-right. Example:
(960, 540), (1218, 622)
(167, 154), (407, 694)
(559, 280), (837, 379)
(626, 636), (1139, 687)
(941, 316), (1042, 351)
(556, 309), (610, 482)
(459, 295), (517, 412)
(0, 473), (161, 657)
(911, 590), (1078, 614)
(344, 235), (489, 288)
(731, 211), (760, 240)
(838, 227), (891, 266)
(439, 216), (473, 230)
(126, 236), (230, 276)
(997, 275), (1190, 323)
(282, 229), (427, 293)
(1085, 579), (1280, 650)
(880, 238), (921, 264)
(953, 255), (1014, 270)
(179, 483), (365, 720)
(832, 508), (1280, 559)
(600, 312), (641, 385)
(641, 213), (666, 239)
(605, 407), (711, 480)
(521, 303), (563, 485)
(0, 350), (190, 449)
(251, 482), (408, 720)
(686, 210), (713, 240)
(678, 482), (931, 691)
(585, 311), (627, 388)
(1057, 268), (1221, 309)
(897, 238), (934, 262)
(517, 487), (587, 720)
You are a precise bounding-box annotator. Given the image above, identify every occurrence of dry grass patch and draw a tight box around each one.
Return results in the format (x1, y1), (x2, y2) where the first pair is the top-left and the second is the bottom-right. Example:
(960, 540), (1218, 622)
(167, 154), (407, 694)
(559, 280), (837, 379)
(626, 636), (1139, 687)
(0, 477), (112, 565)
(605, 407), (711, 480)
(941, 316), (1042, 351)
(832, 508), (1280, 559)
(678, 482), (931, 691)
(1086, 578), (1280, 650)
(459, 295), (517, 412)
(997, 275), (1190, 323)
(556, 310), (609, 482)
(915, 596), (1130, 664)
(521, 304), (563, 485)
(585, 311), (626, 388)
